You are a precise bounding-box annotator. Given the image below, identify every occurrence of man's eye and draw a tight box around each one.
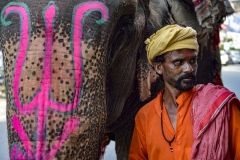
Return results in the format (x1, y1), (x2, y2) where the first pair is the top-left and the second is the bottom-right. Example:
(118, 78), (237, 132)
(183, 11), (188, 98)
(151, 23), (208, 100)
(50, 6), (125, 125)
(190, 59), (197, 64)
(174, 60), (182, 66)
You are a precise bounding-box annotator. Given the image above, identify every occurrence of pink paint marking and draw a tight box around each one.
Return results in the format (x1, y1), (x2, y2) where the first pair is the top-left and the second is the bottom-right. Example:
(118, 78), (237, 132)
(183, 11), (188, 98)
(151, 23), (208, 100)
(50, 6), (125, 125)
(12, 114), (33, 159)
(5, 6), (38, 114)
(46, 2), (109, 112)
(9, 2), (109, 114)
(45, 117), (80, 160)
(73, 2), (108, 69)
(11, 145), (26, 160)
(4, 1), (109, 159)
(70, 1), (109, 110)
(35, 4), (57, 159)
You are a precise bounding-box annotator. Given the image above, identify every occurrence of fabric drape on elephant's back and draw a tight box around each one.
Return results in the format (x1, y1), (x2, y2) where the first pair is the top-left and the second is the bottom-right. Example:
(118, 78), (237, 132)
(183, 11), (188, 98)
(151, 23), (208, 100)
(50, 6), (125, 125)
(192, 0), (212, 25)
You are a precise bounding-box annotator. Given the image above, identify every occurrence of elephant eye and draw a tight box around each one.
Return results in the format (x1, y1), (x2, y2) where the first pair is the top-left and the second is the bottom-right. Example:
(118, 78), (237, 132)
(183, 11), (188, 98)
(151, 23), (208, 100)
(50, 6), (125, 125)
(117, 15), (134, 34)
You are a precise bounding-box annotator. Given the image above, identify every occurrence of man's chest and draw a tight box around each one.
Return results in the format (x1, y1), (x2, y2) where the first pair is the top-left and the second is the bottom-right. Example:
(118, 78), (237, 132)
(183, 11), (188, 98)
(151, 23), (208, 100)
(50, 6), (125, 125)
(146, 103), (193, 160)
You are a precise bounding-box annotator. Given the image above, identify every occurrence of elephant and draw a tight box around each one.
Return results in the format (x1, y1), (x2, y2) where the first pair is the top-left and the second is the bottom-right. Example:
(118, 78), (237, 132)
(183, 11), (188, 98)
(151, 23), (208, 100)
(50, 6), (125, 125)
(0, 0), (233, 159)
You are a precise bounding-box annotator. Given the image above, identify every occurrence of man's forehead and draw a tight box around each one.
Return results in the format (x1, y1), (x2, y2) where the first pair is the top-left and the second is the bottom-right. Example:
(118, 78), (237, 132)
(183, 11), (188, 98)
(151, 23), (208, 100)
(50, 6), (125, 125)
(165, 49), (197, 58)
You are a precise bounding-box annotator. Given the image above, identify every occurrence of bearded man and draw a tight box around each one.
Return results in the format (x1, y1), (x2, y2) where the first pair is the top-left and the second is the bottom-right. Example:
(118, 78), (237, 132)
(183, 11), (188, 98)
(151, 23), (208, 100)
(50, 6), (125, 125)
(129, 24), (240, 160)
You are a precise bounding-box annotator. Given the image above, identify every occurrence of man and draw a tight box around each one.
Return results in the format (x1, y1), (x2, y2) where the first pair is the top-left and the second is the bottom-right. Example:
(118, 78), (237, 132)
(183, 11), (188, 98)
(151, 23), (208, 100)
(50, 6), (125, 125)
(129, 24), (240, 160)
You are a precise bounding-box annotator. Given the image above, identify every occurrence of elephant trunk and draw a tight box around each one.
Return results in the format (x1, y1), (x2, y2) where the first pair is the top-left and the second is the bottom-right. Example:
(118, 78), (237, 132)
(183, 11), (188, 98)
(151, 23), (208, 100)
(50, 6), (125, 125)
(0, 1), (109, 159)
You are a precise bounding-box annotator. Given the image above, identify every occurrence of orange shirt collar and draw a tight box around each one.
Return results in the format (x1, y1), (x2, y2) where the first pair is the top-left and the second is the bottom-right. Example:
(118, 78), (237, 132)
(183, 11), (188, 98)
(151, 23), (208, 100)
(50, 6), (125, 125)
(154, 86), (196, 118)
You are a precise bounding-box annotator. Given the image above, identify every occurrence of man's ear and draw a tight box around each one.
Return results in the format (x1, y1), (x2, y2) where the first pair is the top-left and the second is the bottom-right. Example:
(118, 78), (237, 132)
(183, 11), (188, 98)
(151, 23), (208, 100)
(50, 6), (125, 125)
(153, 62), (163, 75)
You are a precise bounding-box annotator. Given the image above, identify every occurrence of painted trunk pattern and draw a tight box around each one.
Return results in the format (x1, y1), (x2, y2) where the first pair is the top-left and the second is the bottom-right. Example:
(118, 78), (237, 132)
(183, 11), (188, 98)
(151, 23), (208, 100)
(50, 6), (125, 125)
(1, 1), (109, 159)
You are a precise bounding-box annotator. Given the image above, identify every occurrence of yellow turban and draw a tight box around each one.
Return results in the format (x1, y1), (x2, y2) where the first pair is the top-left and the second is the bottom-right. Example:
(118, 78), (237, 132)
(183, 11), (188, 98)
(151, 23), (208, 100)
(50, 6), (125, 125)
(145, 24), (199, 65)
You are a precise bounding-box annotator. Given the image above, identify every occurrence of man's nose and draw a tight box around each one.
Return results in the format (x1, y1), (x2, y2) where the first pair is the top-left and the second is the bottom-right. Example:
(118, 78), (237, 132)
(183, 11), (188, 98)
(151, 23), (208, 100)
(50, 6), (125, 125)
(183, 62), (194, 73)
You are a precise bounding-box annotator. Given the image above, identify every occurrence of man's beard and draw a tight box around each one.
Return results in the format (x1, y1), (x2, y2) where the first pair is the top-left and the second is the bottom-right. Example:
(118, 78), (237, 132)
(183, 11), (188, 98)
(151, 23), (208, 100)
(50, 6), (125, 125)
(172, 73), (197, 91)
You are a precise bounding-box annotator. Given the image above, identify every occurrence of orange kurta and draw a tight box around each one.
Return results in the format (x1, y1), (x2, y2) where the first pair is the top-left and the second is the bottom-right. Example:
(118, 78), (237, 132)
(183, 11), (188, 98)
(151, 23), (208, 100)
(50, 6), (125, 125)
(129, 88), (240, 160)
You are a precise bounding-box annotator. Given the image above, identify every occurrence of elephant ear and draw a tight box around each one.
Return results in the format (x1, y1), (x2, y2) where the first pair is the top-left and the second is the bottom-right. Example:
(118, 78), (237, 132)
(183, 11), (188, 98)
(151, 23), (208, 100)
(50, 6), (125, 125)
(105, 0), (150, 125)
(137, 0), (172, 101)
(105, 0), (172, 128)
(147, 0), (174, 34)
(105, 20), (141, 125)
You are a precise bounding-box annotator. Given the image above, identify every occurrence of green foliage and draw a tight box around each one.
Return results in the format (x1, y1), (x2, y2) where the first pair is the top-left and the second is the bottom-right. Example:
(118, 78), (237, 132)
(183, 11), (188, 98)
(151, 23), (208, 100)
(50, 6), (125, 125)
(229, 47), (240, 51)
(219, 45), (224, 50)
(227, 38), (233, 42)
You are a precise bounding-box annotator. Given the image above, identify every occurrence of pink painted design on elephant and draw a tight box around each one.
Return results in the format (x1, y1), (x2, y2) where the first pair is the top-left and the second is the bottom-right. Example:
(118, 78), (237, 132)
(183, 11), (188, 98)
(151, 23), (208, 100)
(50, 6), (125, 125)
(45, 116), (81, 159)
(4, 4), (35, 114)
(11, 144), (26, 160)
(2, 1), (108, 159)
(35, 3), (59, 158)
(72, 2), (109, 58)
(12, 115), (33, 159)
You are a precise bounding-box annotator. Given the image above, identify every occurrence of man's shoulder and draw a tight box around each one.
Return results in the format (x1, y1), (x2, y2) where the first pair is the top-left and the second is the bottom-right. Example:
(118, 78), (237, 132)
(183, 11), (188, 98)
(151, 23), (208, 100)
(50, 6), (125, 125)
(193, 83), (239, 110)
(194, 83), (234, 99)
(136, 93), (160, 118)
(196, 83), (230, 91)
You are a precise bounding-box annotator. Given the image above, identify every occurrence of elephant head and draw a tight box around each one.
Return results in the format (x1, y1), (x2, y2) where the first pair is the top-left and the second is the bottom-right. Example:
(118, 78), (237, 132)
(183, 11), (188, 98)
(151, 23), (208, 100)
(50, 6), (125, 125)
(0, 0), (154, 159)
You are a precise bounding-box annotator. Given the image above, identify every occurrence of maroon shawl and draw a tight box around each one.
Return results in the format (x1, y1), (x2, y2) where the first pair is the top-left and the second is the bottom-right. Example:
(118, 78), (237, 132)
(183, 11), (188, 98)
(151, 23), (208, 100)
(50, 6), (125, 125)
(191, 83), (239, 159)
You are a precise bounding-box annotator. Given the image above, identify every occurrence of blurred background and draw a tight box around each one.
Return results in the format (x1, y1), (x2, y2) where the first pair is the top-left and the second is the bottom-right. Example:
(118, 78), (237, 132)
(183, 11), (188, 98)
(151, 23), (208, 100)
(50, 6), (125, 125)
(1, 0), (240, 159)
(220, 0), (240, 66)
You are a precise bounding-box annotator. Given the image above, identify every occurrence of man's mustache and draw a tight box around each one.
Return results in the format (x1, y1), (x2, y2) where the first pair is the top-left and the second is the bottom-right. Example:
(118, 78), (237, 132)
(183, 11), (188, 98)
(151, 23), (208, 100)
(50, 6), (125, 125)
(178, 73), (196, 81)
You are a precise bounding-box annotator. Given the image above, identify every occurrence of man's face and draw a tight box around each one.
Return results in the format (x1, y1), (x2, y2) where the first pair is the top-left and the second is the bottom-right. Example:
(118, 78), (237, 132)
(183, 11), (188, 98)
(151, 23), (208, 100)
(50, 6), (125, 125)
(154, 49), (198, 91)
